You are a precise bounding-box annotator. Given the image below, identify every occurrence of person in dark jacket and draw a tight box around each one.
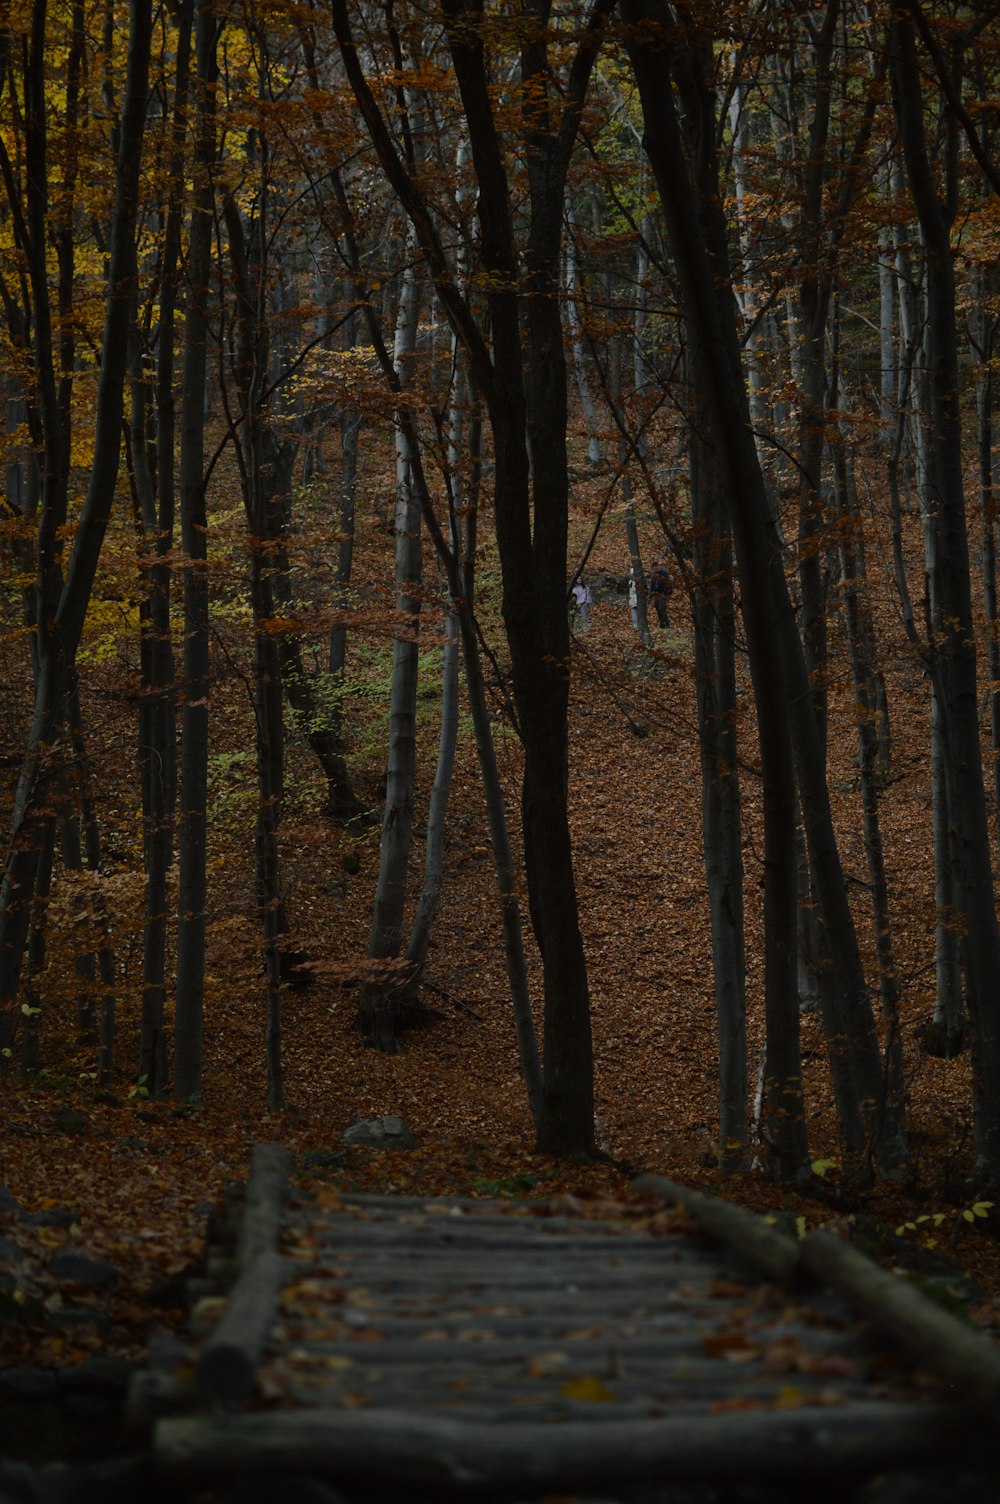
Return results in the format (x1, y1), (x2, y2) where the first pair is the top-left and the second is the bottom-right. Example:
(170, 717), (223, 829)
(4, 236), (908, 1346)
(649, 561), (672, 628)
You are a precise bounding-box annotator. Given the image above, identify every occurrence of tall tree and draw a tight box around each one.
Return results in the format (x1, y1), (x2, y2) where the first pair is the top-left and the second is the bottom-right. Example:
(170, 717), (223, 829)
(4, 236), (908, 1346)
(173, 0), (219, 1102)
(331, 0), (612, 1153)
(622, 0), (907, 1178)
(891, 10), (1000, 1182)
(0, 0), (153, 1057)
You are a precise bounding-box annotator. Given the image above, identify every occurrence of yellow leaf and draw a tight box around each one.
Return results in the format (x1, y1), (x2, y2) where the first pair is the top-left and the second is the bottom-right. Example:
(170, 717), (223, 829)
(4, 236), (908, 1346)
(773, 1384), (805, 1409)
(560, 1375), (615, 1402)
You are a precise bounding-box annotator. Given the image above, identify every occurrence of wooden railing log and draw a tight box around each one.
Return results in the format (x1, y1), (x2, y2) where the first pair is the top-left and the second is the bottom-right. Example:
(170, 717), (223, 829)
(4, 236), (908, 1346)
(799, 1227), (1000, 1417)
(155, 1403), (973, 1491)
(631, 1172), (800, 1284)
(237, 1142), (293, 1265)
(196, 1143), (292, 1403)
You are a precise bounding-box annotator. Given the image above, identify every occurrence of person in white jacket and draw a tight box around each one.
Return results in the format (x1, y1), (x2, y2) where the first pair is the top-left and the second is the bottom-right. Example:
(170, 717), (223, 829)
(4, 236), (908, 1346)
(628, 572), (640, 631)
(571, 578), (592, 633)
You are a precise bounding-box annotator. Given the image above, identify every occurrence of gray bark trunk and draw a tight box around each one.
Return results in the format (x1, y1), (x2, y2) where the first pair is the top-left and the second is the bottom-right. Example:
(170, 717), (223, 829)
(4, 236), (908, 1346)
(564, 197), (601, 469)
(359, 242), (423, 1051)
(690, 414), (746, 1169)
(173, 0), (218, 1102)
(622, 8), (808, 1180)
(0, 0), (151, 1054)
(892, 15), (1000, 1180)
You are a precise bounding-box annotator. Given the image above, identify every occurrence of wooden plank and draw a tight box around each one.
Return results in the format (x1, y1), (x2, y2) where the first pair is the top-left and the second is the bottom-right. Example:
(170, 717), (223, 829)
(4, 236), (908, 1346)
(278, 1281), (739, 1317)
(282, 1264), (712, 1294)
(279, 1310), (703, 1340)
(155, 1402), (974, 1491)
(324, 1195), (672, 1236)
(290, 1224), (684, 1254)
(273, 1325), (863, 1368)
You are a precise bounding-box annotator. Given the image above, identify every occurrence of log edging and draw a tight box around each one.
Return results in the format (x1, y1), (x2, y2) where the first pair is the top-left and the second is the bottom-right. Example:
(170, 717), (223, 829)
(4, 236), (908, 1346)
(195, 1143), (292, 1403)
(633, 1171), (1000, 1420)
(154, 1401), (974, 1490)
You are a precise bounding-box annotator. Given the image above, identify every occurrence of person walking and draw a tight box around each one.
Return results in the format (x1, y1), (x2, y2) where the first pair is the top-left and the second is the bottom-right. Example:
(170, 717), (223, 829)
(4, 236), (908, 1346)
(571, 577), (592, 633)
(649, 560), (672, 628)
(628, 570), (640, 631)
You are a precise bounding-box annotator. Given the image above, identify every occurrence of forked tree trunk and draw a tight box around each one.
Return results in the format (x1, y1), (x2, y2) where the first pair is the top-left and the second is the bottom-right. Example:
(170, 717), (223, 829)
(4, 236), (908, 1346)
(892, 16), (1000, 1181)
(623, 7), (807, 1181)
(625, 0), (909, 1179)
(332, 0), (600, 1154)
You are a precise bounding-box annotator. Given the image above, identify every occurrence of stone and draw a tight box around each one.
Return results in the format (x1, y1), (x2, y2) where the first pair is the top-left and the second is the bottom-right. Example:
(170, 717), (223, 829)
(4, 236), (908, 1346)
(0, 1186), (23, 1217)
(0, 1237), (28, 1265)
(25, 1209), (75, 1231)
(59, 1355), (133, 1394)
(340, 1115), (416, 1150)
(49, 1110), (85, 1138)
(48, 1307), (111, 1336)
(0, 1368), (58, 1400)
(0, 1461), (44, 1504)
(50, 1253), (118, 1290)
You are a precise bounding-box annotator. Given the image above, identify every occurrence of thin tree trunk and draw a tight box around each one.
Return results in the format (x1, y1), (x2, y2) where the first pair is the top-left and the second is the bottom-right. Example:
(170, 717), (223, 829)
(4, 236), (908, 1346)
(137, 0), (190, 1094)
(690, 406), (746, 1170)
(0, 0), (151, 1050)
(625, 2), (908, 1178)
(402, 407), (544, 1125)
(623, 6), (807, 1181)
(402, 606), (459, 999)
(892, 14), (1000, 1180)
(19, 818), (55, 1078)
(332, 0), (602, 1153)
(831, 398), (905, 1115)
(565, 197), (601, 468)
(174, 0), (218, 1102)
(359, 241), (423, 1051)
(61, 813), (98, 1044)
(970, 273), (1000, 863)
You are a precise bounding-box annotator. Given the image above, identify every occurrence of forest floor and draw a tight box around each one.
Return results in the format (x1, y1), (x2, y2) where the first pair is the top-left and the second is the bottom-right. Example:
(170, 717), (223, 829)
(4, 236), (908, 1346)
(3, 456), (1000, 1398)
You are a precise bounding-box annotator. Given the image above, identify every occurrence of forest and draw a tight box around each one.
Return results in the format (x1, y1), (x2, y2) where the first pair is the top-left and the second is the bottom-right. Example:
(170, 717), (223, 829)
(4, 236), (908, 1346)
(2, 0), (1000, 1259)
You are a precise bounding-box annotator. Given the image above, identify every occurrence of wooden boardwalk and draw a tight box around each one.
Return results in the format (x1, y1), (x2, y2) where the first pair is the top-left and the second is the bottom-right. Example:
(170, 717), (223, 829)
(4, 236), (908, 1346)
(143, 1147), (1000, 1498)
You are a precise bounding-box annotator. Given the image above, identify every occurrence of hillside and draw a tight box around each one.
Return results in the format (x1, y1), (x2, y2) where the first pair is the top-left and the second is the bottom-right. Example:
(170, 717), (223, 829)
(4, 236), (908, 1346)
(3, 458), (1000, 1397)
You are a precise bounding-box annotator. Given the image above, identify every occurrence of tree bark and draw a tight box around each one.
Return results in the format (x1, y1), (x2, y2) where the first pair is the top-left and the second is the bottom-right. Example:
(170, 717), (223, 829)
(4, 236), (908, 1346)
(174, 0), (218, 1102)
(359, 240), (423, 1052)
(891, 15), (1000, 1180)
(0, 0), (151, 1045)
(689, 415), (746, 1170)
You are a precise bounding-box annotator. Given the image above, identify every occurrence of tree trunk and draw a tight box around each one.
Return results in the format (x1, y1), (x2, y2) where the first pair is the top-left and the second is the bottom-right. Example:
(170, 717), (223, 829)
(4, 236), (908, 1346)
(689, 405), (746, 1170)
(0, 0), (151, 1050)
(622, 5), (808, 1181)
(136, 0), (190, 1094)
(830, 389), (905, 1116)
(331, 0), (603, 1154)
(174, 0), (218, 1102)
(891, 15), (1000, 1181)
(359, 243), (423, 1051)
(565, 197), (601, 468)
